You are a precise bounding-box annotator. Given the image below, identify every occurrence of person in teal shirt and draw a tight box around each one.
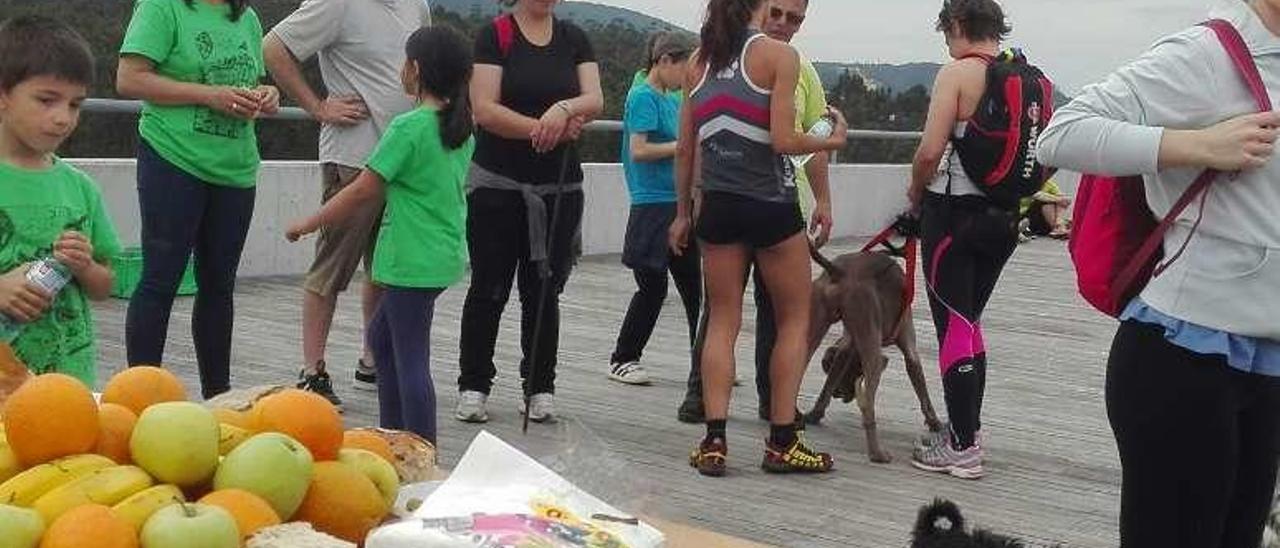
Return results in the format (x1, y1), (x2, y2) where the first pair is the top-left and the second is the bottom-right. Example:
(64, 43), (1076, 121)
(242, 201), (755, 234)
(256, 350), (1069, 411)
(0, 16), (121, 387)
(287, 26), (476, 444)
(118, 0), (280, 399)
(606, 32), (698, 386)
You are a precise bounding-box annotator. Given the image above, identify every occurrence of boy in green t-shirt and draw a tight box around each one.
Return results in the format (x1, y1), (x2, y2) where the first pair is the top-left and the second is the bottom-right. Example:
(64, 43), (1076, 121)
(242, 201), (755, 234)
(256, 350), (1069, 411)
(0, 17), (122, 387)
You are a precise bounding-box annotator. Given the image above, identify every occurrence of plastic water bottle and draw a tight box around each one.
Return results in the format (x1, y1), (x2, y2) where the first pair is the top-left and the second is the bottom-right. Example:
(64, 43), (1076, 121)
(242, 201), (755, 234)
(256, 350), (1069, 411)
(0, 258), (72, 342)
(790, 115), (836, 169)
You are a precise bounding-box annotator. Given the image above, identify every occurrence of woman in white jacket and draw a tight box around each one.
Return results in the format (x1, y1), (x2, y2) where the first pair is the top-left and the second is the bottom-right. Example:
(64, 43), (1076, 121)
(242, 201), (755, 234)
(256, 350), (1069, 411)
(1039, 1), (1280, 546)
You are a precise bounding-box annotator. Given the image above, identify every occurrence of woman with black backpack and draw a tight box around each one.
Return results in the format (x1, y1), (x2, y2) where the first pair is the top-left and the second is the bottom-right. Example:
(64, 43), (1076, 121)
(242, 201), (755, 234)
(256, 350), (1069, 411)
(906, 0), (1025, 481)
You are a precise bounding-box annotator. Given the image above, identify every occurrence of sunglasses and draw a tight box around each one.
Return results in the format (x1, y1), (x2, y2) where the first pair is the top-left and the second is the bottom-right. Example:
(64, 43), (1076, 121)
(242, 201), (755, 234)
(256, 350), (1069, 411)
(769, 7), (806, 26)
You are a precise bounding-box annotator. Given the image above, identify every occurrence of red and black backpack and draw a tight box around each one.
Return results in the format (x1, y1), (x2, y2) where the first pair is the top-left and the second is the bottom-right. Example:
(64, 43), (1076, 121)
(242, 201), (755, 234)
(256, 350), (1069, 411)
(952, 48), (1055, 210)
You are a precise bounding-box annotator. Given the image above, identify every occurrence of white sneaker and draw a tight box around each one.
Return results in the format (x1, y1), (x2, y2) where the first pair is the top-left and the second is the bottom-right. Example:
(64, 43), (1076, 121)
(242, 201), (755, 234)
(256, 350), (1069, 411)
(519, 393), (556, 423)
(455, 391), (489, 423)
(608, 361), (651, 385)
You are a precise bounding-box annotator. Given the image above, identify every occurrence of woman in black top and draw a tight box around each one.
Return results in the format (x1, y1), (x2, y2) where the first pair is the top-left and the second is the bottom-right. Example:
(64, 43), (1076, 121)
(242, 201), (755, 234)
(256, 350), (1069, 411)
(455, 0), (604, 424)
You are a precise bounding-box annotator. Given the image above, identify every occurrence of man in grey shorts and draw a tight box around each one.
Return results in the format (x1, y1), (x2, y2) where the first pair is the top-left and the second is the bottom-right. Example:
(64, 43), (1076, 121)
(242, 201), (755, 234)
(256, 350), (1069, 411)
(265, 0), (431, 407)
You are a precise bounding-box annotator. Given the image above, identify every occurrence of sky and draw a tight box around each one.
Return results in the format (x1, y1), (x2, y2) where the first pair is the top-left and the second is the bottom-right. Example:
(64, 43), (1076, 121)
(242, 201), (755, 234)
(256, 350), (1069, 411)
(589, 0), (1241, 93)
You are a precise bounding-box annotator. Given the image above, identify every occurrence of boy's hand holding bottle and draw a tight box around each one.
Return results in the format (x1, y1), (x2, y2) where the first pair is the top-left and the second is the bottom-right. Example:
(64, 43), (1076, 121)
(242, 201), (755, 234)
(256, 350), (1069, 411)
(0, 265), (51, 324)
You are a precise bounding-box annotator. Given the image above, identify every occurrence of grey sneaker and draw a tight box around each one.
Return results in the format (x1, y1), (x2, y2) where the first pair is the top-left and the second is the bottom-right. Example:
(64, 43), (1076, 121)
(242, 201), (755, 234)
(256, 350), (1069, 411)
(455, 391), (489, 423)
(353, 358), (377, 392)
(519, 393), (556, 423)
(608, 361), (651, 385)
(297, 367), (343, 412)
(911, 435), (984, 480)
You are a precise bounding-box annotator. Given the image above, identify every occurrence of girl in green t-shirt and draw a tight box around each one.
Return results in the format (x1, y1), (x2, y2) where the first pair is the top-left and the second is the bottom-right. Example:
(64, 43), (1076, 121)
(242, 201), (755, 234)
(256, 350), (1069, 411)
(286, 26), (476, 444)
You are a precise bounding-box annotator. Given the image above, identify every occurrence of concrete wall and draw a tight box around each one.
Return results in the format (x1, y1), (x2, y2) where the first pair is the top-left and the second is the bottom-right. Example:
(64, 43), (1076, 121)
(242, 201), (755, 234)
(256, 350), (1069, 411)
(69, 159), (942, 277)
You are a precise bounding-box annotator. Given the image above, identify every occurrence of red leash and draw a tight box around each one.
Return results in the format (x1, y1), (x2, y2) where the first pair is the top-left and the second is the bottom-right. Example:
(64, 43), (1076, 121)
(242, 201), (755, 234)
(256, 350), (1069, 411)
(859, 225), (918, 345)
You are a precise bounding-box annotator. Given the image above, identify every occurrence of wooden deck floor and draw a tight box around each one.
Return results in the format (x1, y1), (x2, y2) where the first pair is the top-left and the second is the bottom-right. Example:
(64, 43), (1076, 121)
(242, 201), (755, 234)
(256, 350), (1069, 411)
(91, 237), (1123, 547)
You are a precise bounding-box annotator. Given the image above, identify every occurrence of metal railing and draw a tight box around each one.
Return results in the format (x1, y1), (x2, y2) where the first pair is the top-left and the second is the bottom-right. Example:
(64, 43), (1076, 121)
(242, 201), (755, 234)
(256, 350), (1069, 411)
(83, 98), (924, 141)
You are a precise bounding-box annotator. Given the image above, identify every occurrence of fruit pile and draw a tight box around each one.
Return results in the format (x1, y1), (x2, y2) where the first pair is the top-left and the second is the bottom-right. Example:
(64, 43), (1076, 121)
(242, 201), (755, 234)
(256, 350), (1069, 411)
(0, 369), (403, 548)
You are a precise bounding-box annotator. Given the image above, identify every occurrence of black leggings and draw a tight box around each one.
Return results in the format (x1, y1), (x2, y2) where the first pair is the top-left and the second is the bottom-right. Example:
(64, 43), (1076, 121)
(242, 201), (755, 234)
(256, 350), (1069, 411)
(457, 188), (583, 396)
(1108, 320), (1280, 548)
(921, 193), (1017, 448)
(127, 140), (255, 400)
(610, 249), (701, 365)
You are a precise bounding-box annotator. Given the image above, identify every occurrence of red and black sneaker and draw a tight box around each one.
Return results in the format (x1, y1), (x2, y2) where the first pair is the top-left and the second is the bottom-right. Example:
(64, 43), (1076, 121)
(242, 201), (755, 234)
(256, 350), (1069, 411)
(690, 437), (727, 477)
(761, 435), (834, 474)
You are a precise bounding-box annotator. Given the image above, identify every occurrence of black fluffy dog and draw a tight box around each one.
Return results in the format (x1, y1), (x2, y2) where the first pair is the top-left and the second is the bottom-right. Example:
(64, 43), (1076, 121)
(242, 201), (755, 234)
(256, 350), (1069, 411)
(912, 499), (1062, 548)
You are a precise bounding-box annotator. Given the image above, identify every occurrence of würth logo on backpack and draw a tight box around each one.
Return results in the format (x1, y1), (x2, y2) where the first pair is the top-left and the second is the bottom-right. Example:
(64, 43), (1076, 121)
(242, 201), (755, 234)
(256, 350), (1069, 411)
(1023, 102), (1042, 180)
(952, 49), (1055, 211)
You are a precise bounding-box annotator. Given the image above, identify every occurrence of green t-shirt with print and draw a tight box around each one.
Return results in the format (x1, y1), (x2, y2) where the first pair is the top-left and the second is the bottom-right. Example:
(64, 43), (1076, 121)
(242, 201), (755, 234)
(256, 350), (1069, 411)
(0, 160), (122, 387)
(120, 0), (265, 187)
(366, 107), (475, 289)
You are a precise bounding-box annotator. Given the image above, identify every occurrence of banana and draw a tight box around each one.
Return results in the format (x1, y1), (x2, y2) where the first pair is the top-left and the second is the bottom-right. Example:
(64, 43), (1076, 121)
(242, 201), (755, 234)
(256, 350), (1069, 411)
(218, 423), (252, 456)
(33, 465), (154, 523)
(0, 441), (20, 484)
(0, 454), (115, 507)
(112, 484), (185, 531)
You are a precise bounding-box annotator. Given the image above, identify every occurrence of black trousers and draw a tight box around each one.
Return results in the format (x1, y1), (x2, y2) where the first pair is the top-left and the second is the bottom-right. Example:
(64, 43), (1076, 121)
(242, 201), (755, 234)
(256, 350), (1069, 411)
(610, 248), (701, 365)
(457, 188), (583, 396)
(1108, 320), (1280, 548)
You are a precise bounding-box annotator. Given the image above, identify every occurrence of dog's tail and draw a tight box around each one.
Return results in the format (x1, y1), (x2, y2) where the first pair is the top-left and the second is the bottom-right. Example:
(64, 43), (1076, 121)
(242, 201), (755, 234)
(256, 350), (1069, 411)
(912, 499), (965, 541)
(809, 241), (843, 281)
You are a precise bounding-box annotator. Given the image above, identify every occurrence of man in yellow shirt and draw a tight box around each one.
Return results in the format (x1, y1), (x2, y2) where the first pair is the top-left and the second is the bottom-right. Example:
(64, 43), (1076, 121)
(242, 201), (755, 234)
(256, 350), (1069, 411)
(678, 0), (835, 423)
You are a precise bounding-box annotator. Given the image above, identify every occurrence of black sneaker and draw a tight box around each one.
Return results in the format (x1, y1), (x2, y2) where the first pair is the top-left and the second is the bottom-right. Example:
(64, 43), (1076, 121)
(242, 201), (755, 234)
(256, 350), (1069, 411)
(298, 367), (344, 412)
(677, 398), (704, 424)
(353, 359), (377, 392)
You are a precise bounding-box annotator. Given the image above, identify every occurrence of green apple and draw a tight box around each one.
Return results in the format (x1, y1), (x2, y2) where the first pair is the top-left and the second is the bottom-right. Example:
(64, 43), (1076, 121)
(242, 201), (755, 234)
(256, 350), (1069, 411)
(213, 433), (313, 520)
(131, 402), (220, 488)
(337, 448), (400, 508)
(141, 502), (239, 548)
(0, 504), (44, 548)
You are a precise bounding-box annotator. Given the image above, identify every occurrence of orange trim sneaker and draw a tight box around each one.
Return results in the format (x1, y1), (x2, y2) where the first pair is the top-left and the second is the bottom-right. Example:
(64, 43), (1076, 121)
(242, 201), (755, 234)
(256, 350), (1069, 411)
(762, 436), (834, 474)
(690, 437), (727, 477)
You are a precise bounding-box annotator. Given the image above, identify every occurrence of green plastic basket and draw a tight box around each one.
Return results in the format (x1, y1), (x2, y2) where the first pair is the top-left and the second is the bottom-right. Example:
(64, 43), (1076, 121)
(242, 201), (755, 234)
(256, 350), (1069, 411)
(111, 247), (198, 299)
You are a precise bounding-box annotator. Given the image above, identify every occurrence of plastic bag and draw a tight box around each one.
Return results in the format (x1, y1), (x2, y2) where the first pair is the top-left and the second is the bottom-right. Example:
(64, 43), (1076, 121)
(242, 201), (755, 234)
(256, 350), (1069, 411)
(367, 430), (664, 548)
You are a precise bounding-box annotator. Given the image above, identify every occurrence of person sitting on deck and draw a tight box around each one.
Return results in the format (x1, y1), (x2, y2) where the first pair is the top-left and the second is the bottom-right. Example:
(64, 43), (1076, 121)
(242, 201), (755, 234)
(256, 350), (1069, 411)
(1018, 178), (1071, 241)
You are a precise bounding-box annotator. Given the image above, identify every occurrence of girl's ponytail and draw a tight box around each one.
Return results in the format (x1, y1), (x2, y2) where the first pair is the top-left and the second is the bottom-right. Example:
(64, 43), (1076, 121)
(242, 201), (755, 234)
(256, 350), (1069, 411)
(405, 26), (475, 150)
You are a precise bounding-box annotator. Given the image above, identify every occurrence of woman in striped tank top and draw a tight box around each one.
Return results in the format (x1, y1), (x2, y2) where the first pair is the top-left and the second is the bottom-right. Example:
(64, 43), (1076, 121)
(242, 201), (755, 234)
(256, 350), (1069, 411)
(670, 0), (848, 477)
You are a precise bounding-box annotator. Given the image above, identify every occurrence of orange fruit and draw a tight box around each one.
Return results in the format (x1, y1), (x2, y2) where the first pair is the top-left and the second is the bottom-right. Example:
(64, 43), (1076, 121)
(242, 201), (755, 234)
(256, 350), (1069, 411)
(93, 403), (138, 465)
(4, 374), (99, 467)
(342, 430), (395, 465)
(210, 407), (252, 430)
(293, 461), (387, 544)
(39, 504), (137, 548)
(199, 488), (281, 540)
(250, 389), (342, 461)
(101, 367), (186, 416)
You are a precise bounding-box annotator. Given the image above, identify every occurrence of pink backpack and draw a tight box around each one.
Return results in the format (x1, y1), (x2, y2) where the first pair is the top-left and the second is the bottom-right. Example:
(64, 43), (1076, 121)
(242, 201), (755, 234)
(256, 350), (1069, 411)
(1069, 19), (1272, 317)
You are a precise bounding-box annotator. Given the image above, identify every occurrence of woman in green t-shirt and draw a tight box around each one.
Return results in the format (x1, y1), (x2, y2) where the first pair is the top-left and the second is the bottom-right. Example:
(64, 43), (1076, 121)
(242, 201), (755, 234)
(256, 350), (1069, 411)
(117, 0), (278, 399)
(286, 26), (476, 444)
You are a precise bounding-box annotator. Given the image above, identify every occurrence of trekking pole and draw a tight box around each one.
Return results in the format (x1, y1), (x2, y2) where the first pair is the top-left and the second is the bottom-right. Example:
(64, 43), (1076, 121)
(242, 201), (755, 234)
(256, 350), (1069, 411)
(523, 144), (576, 434)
